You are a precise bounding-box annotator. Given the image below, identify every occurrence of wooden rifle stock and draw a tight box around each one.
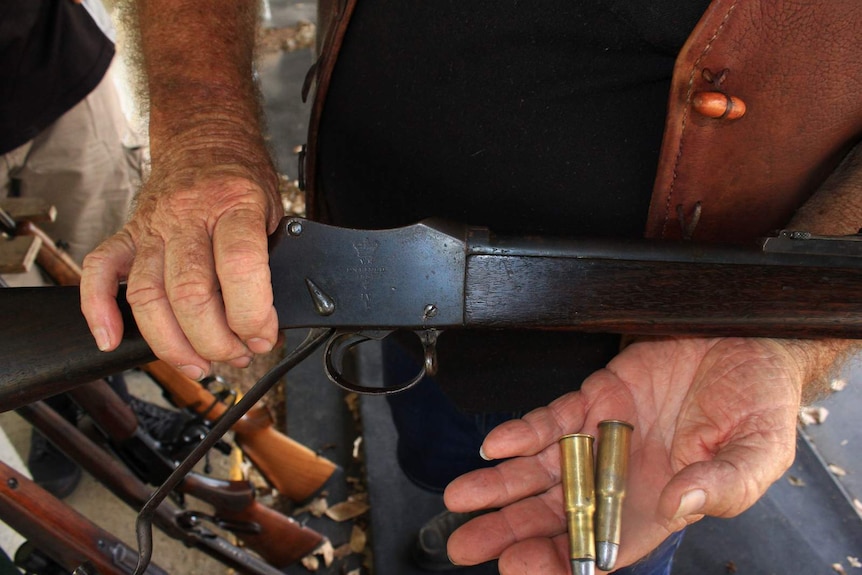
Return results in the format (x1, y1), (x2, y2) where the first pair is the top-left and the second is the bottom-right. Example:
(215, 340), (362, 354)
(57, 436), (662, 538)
(181, 474), (323, 568)
(0, 458), (168, 575)
(17, 398), (323, 570)
(66, 379), (325, 563)
(0, 285), (153, 410)
(142, 360), (336, 501)
(17, 219), (83, 286)
(6, 217), (336, 500)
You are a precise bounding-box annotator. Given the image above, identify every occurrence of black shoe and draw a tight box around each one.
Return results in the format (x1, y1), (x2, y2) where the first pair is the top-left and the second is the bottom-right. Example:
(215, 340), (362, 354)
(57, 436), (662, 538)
(27, 431), (81, 499)
(412, 510), (488, 571)
(128, 397), (192, 449)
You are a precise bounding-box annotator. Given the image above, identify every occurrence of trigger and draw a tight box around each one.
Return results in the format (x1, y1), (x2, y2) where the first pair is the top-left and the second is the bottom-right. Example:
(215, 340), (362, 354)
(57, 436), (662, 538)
(418, 330), (440, 377)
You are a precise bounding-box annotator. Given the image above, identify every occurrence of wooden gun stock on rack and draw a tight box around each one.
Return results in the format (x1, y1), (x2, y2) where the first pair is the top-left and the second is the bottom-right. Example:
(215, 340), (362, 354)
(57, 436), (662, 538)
(16, 399), (320, 573)
(141, 361), (335, 501)
(0, 458), (169, 575)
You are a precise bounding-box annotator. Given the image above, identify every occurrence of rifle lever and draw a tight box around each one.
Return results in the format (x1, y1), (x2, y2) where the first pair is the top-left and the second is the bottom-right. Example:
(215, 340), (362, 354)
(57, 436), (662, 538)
(323, 329), (441, 395)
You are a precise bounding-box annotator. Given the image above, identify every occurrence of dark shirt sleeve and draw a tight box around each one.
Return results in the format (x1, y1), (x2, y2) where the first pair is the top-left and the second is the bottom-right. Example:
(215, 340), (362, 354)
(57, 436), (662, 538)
(0, 0), (114, 154)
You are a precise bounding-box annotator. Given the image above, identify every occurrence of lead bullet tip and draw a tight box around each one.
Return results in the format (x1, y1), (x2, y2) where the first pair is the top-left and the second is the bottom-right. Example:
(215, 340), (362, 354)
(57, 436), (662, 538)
(596, 541), (619, 571)
(571, 559), (595, 575)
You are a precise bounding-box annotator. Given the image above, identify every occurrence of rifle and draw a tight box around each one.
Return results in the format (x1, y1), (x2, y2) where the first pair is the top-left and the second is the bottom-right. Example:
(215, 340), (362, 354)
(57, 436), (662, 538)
(15, 396), (321, 573)
(0, 458), (169, 575)
(140, 361), (335, 501)
(14, 401), (310, 575)
(0, 206), (336, 500)
(2, 216), (861, 400)
(62, 378), (323, 568)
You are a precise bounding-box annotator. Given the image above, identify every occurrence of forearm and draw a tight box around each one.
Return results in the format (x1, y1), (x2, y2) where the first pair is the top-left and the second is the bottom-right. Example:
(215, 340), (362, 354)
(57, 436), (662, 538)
(127, 0), (277, 190)
(783, 142), (862, 403)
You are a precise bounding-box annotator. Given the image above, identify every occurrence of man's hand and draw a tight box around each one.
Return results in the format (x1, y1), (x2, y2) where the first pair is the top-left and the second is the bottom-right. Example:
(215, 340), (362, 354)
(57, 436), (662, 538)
(444, 336), (805, 573)
(80, 162), (283, 381)
(78, 0), (278, 380)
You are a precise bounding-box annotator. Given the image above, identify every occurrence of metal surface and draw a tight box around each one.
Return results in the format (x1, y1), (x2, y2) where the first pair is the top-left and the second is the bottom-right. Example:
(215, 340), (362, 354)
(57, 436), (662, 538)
(270, 218), (862, 333)
(595, 420), (633, 571)
(269, 217), (467, 329)
(559, 434), (596, 574)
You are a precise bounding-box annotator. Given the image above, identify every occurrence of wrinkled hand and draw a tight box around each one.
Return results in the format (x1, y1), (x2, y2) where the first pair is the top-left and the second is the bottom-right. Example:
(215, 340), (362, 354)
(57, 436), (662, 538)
(445, 336), (805, 573)
(80, 160), (283, 380)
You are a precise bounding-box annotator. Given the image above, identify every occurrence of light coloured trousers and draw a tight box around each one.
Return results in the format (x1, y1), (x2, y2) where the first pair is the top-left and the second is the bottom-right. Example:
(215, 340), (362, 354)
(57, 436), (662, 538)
(1, 68), (141, 267)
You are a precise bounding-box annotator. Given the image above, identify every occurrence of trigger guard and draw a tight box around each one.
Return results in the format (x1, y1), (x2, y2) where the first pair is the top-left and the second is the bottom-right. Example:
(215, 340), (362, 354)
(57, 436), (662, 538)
(323, 330), (441, 395)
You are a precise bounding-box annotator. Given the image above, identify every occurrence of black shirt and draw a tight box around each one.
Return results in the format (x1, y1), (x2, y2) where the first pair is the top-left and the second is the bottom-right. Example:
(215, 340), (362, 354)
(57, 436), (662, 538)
(318, 1), (710, 410)
(0, 0), (114, 154)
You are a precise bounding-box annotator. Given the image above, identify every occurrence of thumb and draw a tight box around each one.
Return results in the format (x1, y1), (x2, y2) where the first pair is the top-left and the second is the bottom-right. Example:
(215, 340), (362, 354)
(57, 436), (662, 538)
(659, 443), (792, 531)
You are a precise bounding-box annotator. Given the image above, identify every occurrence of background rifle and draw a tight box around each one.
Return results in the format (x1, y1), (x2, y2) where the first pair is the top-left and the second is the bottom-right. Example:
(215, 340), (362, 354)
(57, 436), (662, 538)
(2, 207), (336, 500)
(15, 398), (321, 572)
(0, 458), (168, 575)
(141, 361), (335, 501)
(66, 378), (324, 568)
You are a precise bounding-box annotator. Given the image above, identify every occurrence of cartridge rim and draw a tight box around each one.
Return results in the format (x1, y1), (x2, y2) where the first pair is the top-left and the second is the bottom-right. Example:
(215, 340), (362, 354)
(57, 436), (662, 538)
(598, 420), (634, 430)
(559, 433), (596, 441)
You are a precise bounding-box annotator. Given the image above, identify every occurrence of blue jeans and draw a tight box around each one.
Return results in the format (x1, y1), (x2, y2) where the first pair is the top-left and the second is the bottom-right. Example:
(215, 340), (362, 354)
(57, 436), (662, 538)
(383, 340), (682, 574)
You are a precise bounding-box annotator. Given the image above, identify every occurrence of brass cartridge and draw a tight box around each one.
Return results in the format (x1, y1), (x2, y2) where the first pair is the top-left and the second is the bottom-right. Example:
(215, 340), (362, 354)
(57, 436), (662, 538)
(559, 433), (596, 575)
(595, 420), (634, 571)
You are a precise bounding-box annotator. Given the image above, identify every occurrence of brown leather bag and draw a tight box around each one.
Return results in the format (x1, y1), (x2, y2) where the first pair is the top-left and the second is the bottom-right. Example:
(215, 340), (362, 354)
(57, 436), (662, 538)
(647, 0), (862, 242)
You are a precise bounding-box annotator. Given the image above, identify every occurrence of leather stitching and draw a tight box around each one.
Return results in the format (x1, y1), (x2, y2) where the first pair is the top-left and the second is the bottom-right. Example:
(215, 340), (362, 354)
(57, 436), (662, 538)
(660, 0), (740, 238)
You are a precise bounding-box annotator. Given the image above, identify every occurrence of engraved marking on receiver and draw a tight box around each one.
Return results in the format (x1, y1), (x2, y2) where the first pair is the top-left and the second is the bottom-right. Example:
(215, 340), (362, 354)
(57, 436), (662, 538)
(349, 237), (384, 310)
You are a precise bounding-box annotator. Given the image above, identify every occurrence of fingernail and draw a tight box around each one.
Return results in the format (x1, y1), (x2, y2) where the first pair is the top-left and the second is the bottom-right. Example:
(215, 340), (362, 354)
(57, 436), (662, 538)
(231, 355), (254, 369)
(479, 446), (493, 461)
(247, 338), (274, 354)
(93, 327), (111, 351)
(179, 365), (206, 381)
(674, 489), (706, 520)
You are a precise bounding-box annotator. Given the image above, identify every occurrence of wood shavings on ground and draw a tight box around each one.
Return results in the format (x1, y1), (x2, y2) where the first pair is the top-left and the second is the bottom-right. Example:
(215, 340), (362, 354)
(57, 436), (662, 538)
(787, 475), (806, 487)
(301, 540), (335, 571)
(799, 405), (830, 426)
(349, 524), (368, 553)
(831, 378), (848, 392)
(280, 174), (306, 216)
(294, 495), (330, 518)
(834, 563), (848, 574)
(257, 21), (316, 55)
(344, 393), (361, 422)
(325, 493), (370, 522)
(333, 542), (354, 559)
(848, 556), (862, 568)
(298, 522), (369, 571)
(828, 464), (848, 477)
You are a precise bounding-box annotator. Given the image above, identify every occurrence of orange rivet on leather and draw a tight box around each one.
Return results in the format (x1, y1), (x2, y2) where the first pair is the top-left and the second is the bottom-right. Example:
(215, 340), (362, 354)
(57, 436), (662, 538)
(692, 92), (746, 120)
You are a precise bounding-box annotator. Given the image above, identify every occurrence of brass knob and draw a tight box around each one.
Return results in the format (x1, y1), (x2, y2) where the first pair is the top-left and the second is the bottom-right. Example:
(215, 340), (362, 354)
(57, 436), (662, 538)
(692, 91), (746, 120)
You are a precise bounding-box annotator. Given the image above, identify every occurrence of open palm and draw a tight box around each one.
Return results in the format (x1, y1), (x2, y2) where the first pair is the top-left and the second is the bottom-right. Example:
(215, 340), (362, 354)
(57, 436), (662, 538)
(445, 336), (804, 573)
